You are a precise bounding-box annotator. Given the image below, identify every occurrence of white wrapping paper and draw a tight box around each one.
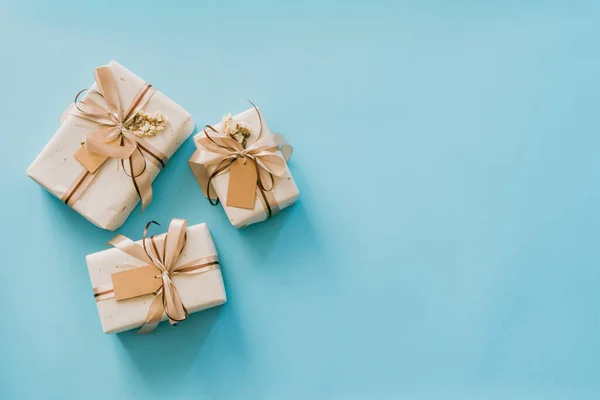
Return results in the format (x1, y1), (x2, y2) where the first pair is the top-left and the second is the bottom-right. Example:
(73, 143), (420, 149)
(27, 61), (195, 231)
(86, 223), (226, 334)
(194, 108), (299, 228)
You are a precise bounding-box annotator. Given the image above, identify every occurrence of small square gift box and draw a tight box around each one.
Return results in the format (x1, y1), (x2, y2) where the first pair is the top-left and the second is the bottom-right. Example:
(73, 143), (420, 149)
(86, 219), (226, 334)
(189, 104), (299, 228)
(27, 61), (195, 231)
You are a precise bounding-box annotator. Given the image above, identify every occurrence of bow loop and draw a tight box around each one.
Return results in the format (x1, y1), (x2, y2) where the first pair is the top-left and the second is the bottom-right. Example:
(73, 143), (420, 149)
(107, 234), (154, 265)
(163, 218), (188, 272)
(251, 133), (293, 161)
(251, 152), (287, 177)
(94, 66), (122, 120)
(72, 90), (116, 125)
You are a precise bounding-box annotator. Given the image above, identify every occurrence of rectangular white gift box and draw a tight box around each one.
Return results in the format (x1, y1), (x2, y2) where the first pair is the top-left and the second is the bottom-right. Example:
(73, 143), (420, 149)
(86, 222), (226, 334)
(192, 108), (299, 228)
(27, 61), (195, 231)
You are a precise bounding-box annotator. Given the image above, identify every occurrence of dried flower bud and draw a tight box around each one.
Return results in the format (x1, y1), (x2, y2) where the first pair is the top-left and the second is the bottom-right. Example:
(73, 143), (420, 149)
(220, 114), (252, 148)
(127, 110), (168, 138)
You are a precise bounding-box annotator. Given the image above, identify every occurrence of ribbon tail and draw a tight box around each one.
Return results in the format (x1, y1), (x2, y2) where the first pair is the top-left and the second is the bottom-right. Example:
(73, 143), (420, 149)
(189, 150), (218, 200)
(135, 137), (168, 169)
(124, 145), (153, 211)
(162, 280), (188, 323)
(137, 291), (165, 334)
(133, 167), (153, 211)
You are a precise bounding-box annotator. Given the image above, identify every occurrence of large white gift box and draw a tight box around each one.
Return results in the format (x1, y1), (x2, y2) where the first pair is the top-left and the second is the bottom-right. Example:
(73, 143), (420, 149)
(27, 61), (195, 231)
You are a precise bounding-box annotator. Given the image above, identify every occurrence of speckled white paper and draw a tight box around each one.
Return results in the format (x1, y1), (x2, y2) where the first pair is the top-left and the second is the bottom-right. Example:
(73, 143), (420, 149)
(86, 223), (226, 334)
(27, 61), (195, 231)
(194, 108), (299, 228)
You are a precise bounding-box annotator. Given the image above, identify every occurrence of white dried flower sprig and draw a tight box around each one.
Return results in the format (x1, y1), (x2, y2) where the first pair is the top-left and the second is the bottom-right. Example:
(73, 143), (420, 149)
(127, 110), (167, 138)
(221, 113), (252, 148)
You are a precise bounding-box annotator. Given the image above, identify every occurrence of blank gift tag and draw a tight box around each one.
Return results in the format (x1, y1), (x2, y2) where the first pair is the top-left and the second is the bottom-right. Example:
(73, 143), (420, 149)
(226, 158), (258, 209)
(111, 265), (162, 301)
(74, 145), (109, 174)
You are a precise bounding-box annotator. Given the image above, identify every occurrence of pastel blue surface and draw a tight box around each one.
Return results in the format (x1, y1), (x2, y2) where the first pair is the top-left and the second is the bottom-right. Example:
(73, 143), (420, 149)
(1, 1), (599, 399)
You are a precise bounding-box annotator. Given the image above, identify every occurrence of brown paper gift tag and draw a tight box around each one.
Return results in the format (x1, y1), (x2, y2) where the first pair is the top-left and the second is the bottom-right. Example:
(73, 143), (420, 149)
(74, 145), (109, 174)
(226, 158), (258, 209)
(111, 265), (162, 301)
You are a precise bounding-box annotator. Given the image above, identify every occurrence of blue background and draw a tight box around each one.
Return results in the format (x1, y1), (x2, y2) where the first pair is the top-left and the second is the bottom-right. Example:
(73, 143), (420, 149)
(1, 1), (599, 399)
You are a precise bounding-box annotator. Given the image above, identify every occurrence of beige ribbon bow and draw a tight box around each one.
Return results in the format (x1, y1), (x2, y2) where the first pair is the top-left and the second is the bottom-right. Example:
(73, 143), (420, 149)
(189, 105), (292, 218)
(70, 66), (160, 210)
(108, 219), (197, 333)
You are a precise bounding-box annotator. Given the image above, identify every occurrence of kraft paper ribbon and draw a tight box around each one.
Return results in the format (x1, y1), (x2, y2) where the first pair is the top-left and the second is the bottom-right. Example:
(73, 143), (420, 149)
(94, 218), (220, 334)
(188, 104), (293, 220)
(61, 65), (169, 210)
